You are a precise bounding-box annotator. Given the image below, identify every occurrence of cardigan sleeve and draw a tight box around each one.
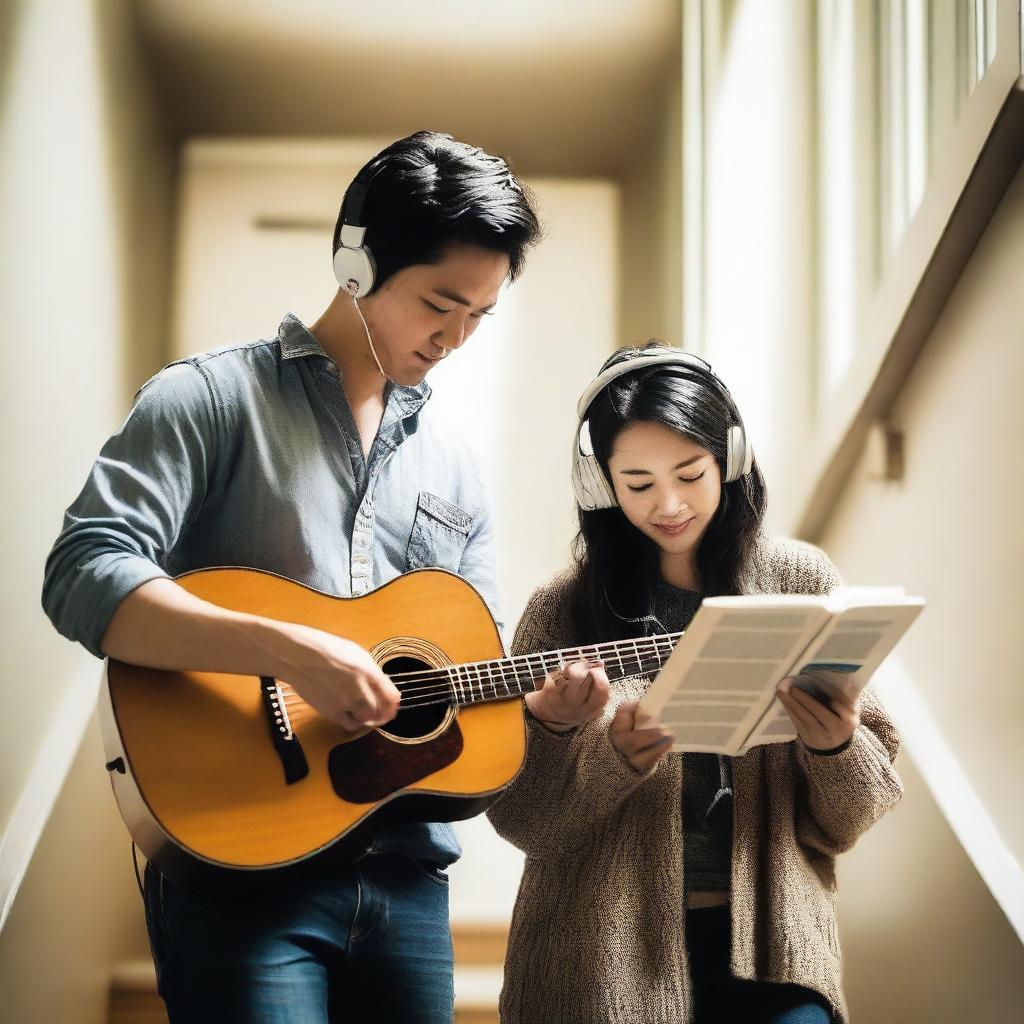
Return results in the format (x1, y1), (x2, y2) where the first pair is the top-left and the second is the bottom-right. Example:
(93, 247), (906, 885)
(771, 537), (905, 854)
(486, 587), (663, 859)
(792, 687), (904, 855)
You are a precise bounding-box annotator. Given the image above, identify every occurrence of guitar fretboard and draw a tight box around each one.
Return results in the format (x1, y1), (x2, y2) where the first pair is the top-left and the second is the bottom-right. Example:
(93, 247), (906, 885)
(409, 632), (683, 709)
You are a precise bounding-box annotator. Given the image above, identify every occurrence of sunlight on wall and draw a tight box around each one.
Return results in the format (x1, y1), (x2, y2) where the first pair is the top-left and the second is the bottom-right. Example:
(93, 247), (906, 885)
(700, 0), (814, 533)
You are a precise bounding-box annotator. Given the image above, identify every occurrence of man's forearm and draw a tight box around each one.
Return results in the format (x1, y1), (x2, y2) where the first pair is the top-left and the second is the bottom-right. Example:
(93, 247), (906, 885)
(100, 577), (291, 677)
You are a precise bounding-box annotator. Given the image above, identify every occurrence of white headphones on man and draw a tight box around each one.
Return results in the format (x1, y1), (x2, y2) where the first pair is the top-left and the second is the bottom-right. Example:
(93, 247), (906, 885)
(333, 170), (380, 297)
(571, 348), (754, 511)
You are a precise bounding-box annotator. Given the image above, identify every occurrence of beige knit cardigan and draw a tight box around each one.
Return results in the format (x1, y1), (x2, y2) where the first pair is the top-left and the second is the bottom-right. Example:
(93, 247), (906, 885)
(487, 538), (904, 1024)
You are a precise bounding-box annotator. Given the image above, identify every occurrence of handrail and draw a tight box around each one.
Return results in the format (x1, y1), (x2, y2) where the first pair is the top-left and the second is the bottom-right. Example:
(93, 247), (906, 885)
(873, 658), (1024, 943)
(0, 664), (101, 932)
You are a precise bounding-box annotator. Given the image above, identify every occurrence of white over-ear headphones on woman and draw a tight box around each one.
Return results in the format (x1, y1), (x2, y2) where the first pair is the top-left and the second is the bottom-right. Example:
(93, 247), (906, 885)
(571, 348), (754, 511)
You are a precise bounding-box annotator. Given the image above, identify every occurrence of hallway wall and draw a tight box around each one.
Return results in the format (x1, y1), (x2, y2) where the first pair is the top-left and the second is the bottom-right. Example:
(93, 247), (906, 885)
(824, 159), (1024, 1019)
(0, 0), (175, 1016)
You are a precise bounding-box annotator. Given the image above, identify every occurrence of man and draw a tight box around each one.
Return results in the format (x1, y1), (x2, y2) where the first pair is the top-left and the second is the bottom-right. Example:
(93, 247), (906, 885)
(42, 130), (541, 1023)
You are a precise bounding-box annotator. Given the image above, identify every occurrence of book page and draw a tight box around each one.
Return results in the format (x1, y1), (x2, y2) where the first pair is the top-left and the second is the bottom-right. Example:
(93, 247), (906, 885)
(640, 596), (832, 754)
(739, 596), (925, 752)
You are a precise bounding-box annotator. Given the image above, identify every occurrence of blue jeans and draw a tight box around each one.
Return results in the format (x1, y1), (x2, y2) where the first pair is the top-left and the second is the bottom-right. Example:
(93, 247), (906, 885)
(687, 905), (833, 1023)
(143, 852), (454, 1024)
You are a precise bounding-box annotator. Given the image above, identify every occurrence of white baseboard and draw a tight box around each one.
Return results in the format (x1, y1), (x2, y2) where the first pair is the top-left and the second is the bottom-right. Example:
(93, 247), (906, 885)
(0, 661), (102, 932)
(874, 658), (1024, 943)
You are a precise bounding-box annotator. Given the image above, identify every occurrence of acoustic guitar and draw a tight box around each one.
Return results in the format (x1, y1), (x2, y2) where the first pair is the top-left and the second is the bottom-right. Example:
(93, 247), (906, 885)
(101, 566), (680, 884)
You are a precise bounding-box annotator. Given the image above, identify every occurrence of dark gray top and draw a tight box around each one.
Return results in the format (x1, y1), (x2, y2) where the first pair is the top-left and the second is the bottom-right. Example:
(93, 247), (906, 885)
(652, 580), (733, 893)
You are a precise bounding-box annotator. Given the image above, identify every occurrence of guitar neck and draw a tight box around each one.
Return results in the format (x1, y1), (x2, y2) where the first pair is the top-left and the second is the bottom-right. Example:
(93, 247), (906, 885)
(409, 632), (683, 710)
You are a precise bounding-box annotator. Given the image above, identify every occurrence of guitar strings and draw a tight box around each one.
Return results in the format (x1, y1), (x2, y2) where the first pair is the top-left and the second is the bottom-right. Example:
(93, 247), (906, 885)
(396, 655), (672, 710)
(376, 633), (683, 683)
(281, 637), (681, 700)
(366, 637), (679, 702)
(387, 635), (682, 697)
(276, 636), (681, 711)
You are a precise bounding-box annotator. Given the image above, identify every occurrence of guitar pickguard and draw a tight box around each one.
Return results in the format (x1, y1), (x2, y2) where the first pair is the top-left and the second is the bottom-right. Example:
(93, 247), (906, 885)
(327, 719), (465, 803)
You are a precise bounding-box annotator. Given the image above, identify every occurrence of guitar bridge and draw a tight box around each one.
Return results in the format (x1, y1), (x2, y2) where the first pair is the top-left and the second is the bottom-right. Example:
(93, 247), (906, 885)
(259, 676), (309, 785)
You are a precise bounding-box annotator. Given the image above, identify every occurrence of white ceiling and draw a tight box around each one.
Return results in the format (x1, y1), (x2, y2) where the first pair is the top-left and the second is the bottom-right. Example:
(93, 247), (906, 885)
(132, 0), (682, 177)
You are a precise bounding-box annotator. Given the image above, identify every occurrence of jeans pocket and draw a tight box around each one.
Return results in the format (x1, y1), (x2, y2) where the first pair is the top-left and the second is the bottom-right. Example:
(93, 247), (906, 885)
(403, 854), (451, 888)
(405, 491), (474, 572)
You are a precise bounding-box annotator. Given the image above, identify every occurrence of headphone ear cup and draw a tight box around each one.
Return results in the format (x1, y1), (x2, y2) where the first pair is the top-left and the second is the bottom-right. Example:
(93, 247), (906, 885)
(572, 453), (618, 510)
(333, 244), (377, 298)
(725, 424), (743, 482)
(572, 421), (618, 510)
(741, 436), (754, 477)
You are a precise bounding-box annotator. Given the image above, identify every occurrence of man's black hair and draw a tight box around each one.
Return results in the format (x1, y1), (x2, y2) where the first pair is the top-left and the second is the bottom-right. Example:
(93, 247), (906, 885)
(332, 130), (542, 293)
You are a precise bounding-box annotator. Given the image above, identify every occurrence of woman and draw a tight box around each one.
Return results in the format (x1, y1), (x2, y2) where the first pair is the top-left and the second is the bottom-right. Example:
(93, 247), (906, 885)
(487, 342), (903, 1024)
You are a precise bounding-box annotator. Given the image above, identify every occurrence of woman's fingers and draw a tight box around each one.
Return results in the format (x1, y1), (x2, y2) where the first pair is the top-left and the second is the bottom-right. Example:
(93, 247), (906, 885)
(531, 660), (609, 728)
(610, 700), (673, 770)
(777, 678), (859, 750)
(561, 660), (607, 711)
(779, 682), (830, 731)
(631, 736), (674, 771)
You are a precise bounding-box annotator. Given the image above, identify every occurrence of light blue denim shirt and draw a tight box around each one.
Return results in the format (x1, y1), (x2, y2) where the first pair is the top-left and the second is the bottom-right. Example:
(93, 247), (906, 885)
(42, 313), (504, 865)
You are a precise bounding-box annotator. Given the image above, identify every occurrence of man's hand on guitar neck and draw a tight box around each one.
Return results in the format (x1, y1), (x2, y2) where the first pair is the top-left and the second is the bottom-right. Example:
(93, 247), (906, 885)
(525, 659), (610, 734)
(100, 577), (400, 730)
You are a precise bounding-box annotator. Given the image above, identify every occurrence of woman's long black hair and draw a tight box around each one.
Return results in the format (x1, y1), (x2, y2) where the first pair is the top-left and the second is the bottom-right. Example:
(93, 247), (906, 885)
(567, 342), (768, 643)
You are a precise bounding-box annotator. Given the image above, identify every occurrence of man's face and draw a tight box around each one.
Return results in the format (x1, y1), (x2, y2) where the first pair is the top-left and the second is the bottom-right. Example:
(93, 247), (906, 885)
(359, 242), (510, 386)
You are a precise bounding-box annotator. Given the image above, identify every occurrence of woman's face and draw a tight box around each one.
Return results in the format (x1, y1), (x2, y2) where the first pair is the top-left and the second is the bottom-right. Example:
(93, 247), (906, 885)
(606, 420), (722, 560)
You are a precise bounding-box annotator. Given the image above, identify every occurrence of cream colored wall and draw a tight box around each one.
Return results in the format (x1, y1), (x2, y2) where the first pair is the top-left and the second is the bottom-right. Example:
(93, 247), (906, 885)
(620, 55), (683, 348)
(821, 161), (1024, 1016)
(697, 0), (817, 536)
(0, 0), (175, 1016)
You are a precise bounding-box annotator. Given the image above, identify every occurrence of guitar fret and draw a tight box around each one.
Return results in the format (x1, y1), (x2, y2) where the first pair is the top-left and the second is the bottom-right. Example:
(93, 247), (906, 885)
(451, 665), (465, 705)
(524, 655), (540, 696)
(439, 632), (684, 709)
(655, 635), (670, 668)
(529, 652), (546, 693)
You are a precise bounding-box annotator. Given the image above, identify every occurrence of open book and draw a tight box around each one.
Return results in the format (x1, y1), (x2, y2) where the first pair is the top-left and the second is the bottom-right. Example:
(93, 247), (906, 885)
(638, 588), (924, 756)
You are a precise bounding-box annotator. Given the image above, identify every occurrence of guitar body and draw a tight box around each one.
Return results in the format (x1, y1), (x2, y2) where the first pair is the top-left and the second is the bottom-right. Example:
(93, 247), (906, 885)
(101, 567), (525, 885)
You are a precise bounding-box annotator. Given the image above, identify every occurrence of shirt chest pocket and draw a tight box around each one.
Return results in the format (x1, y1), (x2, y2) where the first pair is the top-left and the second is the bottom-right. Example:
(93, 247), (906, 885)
(406, 491), (475, 572)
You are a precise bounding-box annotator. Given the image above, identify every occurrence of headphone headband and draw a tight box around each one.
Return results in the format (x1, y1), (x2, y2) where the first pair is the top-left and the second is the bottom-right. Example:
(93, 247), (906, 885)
(571, 348), (754, 511)
(576, 350), (720, 419)
(341, 179), (371, 228)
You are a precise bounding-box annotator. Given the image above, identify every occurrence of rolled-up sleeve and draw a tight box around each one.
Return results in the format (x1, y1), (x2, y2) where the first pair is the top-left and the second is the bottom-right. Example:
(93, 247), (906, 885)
(42, 362), (218, 657)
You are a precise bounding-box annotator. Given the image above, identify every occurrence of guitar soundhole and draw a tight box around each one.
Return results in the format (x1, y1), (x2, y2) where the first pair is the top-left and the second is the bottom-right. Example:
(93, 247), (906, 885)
(382, 656), (451, 740)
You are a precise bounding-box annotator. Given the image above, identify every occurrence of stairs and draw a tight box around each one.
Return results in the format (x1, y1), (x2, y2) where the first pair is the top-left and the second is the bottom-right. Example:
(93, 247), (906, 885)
(108, 923), (506, 1023)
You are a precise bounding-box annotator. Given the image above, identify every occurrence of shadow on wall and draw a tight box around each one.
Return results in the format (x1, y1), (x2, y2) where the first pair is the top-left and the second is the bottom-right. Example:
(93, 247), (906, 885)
(0, 5), (22, 109)
(95, 0), (178, 395)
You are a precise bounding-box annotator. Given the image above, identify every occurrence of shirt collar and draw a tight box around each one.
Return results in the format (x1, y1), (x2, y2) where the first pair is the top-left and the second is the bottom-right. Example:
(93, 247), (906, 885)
(276, 312), (432, 410)
(278, 312), (329, 361)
